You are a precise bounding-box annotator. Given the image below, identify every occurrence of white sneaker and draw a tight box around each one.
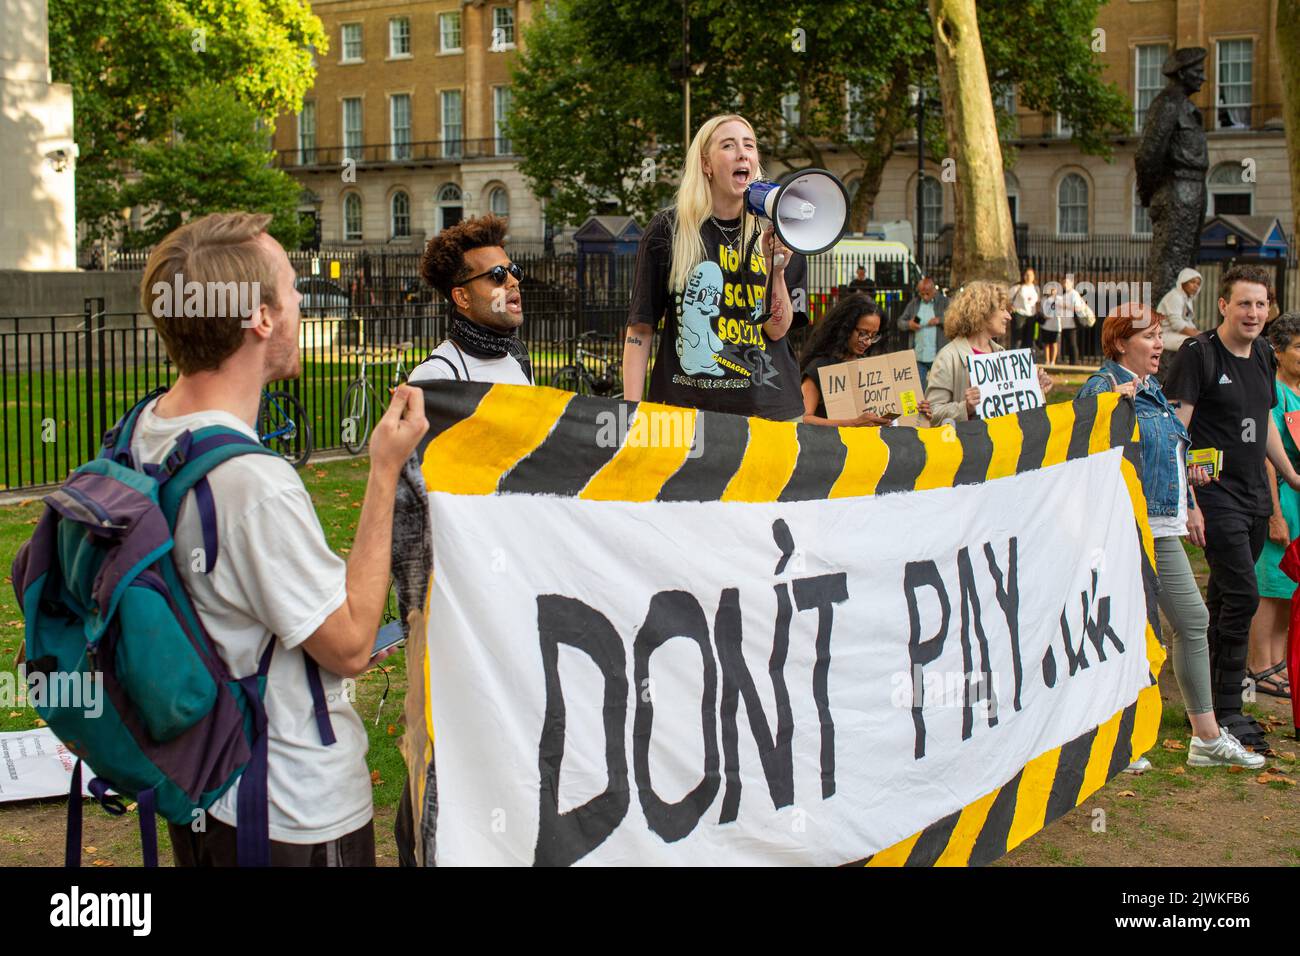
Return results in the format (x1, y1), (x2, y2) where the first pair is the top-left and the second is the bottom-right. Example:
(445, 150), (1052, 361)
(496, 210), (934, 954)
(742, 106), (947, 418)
(1188, 732), (1267, 768)
(1123, 757), (1152, 774)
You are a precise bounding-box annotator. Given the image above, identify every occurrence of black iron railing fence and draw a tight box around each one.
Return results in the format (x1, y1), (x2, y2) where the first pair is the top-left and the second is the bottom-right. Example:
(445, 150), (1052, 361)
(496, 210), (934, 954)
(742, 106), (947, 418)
(10, 244), (1297, 492)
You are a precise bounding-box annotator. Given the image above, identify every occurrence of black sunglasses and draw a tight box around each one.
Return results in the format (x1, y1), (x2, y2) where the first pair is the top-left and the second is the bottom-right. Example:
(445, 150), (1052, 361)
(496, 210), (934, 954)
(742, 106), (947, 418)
(459, 262), (523, 287)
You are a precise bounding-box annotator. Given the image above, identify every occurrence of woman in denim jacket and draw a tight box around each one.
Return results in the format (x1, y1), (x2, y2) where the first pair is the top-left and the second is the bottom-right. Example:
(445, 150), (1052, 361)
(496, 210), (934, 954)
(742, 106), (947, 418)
(1077, 303), (1263, 769)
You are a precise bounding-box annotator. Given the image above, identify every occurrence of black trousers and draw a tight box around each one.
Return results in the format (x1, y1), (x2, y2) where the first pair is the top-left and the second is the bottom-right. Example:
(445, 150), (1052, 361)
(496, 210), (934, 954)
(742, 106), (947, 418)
(1058, 327), (1079, 365)
(1013, 313), (1037, 351)
(168, 816), (375, 867)
(1201, 507), (1269, 718)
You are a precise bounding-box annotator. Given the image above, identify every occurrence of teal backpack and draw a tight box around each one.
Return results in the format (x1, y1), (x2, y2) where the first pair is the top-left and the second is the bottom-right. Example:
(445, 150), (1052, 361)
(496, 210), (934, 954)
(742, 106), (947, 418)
(12, 388), (336, 866)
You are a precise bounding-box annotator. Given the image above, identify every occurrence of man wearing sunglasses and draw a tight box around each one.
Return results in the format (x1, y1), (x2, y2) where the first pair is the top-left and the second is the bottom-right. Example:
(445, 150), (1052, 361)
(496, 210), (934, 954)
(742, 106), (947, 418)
(409, 214), (534, 385)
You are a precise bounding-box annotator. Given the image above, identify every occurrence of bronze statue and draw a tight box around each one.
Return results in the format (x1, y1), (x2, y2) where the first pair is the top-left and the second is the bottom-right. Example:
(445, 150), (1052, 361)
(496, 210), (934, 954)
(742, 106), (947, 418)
(1135, 48), (1209, 307)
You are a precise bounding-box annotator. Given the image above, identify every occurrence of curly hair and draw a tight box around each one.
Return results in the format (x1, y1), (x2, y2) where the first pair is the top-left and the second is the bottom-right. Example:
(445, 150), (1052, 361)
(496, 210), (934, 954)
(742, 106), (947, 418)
(943, 281), (1009, 339)
(419, 214), (508, 301)
(1268, 312), (1300, 352)
(799, 294), (882, 372)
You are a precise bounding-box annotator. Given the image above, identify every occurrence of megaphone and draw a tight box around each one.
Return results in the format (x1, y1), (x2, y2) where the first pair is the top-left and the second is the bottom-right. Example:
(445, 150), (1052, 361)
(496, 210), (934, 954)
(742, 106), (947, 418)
(744, 168), (849, 257)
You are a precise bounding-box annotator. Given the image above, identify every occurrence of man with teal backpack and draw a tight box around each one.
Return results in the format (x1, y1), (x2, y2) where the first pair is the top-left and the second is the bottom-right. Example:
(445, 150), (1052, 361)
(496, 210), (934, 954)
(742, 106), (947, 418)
(13, 212), (428, 866)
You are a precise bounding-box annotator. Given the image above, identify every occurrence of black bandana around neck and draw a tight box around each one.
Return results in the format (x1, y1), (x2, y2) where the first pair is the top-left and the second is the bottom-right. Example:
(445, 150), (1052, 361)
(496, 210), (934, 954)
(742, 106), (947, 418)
(448, 313), (534, 382)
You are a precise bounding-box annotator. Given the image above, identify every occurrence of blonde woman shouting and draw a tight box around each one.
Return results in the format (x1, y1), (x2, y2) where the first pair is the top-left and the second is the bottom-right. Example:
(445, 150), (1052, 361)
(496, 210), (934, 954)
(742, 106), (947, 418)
(624, 114), (809, 421)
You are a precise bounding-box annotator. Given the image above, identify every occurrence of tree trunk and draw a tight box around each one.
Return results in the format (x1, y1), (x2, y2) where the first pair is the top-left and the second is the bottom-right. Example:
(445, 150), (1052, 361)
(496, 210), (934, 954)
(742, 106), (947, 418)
(927, 0), (1018, 286)
(1278, 0), (1300, 247)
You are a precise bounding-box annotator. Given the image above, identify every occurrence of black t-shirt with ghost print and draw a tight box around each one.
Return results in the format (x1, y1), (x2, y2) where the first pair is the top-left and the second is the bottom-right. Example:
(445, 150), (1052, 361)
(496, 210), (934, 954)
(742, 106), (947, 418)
(628, 208), (809, 420)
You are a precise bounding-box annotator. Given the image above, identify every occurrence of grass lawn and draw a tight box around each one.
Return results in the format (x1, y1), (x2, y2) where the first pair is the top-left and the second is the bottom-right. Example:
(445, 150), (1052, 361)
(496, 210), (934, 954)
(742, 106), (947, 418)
(1, 393), (1294, 867)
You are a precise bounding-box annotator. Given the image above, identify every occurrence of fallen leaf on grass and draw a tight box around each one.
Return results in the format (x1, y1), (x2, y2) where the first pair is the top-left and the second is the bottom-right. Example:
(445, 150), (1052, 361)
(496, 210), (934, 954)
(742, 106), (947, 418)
(370, 770), (382, 786)
(314, 471), (326, 478)
(33, 718), (45, 727)
(1228, 765), (1246, 774)
(1117, 790), (1137, 797)
(339, 548), (350, 555)
(126, 803), (137, 813)
(6, 620), (23, 628)
(335, 490), (349, 498)
(1170, 766), (1186, 775)
(7, 712), (20, 719)
(90, 859), (114, 867)
(1278, 752), (1296, 762)
(1162, 738), (1186, 751)
(351, 502), (361, 509)
(386, 724), (397, 736)
(84, 846), (96, 854)
(1257, 772), (1296, 786)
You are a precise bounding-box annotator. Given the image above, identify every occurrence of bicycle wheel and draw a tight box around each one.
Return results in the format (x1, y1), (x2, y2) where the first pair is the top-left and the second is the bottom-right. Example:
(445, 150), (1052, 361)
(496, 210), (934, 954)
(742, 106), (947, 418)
(341, 379), (371, 454)
(259, 390), (314, 469)
(552, 365), (594, 395)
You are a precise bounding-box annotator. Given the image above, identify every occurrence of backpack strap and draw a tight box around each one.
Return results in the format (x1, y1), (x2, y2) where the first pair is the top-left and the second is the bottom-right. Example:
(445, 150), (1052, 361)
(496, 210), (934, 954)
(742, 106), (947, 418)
(101, 386), (169, 465)
(155, 426), (279, 574)
(423, 353), (462, 381)
(235, 637), (277, 867)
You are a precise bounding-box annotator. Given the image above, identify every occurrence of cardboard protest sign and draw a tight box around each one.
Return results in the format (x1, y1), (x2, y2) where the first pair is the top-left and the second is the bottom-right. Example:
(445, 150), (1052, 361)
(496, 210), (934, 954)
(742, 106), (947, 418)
(400, 385), (1160, 866)
(817, 349), (927, 426)
(966, 348), (1044, 419)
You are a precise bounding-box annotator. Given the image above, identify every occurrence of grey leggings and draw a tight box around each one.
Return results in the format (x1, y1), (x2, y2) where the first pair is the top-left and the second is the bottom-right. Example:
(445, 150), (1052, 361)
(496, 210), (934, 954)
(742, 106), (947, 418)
(1154, 535), (1215, 715)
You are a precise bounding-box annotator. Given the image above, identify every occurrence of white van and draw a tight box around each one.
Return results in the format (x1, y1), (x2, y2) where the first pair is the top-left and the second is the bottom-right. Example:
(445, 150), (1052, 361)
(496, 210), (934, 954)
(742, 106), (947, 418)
(805, 233), (925, 309)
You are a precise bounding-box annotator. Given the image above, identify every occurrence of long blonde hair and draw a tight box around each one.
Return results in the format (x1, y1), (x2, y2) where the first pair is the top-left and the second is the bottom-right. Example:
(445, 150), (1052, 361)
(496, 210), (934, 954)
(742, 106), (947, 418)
(669, 114), (765, 294)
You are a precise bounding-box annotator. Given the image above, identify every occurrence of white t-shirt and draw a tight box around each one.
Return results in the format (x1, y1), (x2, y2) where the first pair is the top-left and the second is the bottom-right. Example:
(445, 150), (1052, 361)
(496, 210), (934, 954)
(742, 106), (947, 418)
(408, 340), (531, 384)
(1148, 437), (1189, 539)
(130, 399), (370, 844)
(1009, 283), (1038, 317)
(1156, 287), (1196, 353)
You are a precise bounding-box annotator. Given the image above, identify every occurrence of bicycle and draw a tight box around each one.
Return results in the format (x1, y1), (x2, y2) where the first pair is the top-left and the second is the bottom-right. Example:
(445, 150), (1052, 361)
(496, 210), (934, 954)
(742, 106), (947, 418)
(258, 388), (313, 469)
(552, 331), (623, 397)
(341, 341), (413, 454)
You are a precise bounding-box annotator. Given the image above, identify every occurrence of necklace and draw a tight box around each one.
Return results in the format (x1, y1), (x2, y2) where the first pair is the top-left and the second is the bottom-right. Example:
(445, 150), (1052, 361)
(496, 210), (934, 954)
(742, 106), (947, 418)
(711, 216), (742, 252)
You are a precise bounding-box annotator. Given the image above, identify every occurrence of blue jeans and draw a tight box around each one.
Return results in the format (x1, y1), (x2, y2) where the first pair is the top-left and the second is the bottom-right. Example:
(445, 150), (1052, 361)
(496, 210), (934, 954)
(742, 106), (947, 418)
(917, 362), (932, 391)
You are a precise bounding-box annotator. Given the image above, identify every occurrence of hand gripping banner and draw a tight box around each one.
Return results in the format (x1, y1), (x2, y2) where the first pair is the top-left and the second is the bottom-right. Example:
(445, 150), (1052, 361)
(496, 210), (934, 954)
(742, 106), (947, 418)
(395, 384), (1163, 866)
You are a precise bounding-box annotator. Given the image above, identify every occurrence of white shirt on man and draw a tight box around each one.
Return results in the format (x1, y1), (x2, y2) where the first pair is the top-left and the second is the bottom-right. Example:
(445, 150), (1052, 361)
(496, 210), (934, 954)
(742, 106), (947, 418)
(130, 399), (370, 845)
(408, 340), (531, 384)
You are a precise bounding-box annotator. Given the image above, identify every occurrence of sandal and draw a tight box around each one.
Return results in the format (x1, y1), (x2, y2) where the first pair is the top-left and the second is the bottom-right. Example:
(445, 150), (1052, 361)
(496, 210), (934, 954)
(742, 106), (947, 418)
(1249, 662), (1291, 699)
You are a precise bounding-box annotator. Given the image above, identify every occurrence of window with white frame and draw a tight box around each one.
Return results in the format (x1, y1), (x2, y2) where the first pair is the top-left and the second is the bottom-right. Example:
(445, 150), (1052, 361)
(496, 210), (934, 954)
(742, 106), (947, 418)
(389, 17), (410, 57)
(492, 6), (516, 50)
(343, 193), (363, 241)
(390, 94), (411, 160)
(343, 98), (363, 161)
(994, 83), (1016, 118)
(391, 191), (411, 239)
(918, 175), (942, 238)
(1208, 162), (1254, 215)
(493, 86), (513, 153)
(1134, 43), (1169, 132)
(440, 12), (462, 52)
(1057, 173), (1089, 235)
(489, 186), (509, 218)
(341, 23), (363, 62)
(1056, 113), (1073, 138)
(442, 90), (463, 157)
(1132, 183), (1153, 235)
(297, 101), (316, 164)
(1216, 39), (1252, 129)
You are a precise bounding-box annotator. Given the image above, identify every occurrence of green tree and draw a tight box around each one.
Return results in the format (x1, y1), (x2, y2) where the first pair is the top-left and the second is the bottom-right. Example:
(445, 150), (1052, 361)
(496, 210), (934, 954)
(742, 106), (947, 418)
(510, 0), (1129, 231)
(119, 84), (306, 250)
(48, 0), (325, 245)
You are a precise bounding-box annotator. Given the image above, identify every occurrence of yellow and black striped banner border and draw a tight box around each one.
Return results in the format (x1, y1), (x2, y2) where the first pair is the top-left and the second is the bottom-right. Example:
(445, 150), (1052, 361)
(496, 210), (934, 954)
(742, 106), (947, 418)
(415, 383), (1165, 866)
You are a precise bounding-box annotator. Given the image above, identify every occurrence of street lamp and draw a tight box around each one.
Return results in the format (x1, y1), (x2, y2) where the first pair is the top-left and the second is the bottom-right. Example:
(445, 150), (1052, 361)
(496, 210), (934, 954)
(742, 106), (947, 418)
(909, 84), (927, 268)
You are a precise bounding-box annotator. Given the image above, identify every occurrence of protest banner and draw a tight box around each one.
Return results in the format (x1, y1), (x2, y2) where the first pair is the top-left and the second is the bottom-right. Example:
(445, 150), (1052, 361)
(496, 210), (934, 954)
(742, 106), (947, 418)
(399, 385), (1160, 866)
(816, 350), (927, 426)
(967, 348), (1045, 419)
